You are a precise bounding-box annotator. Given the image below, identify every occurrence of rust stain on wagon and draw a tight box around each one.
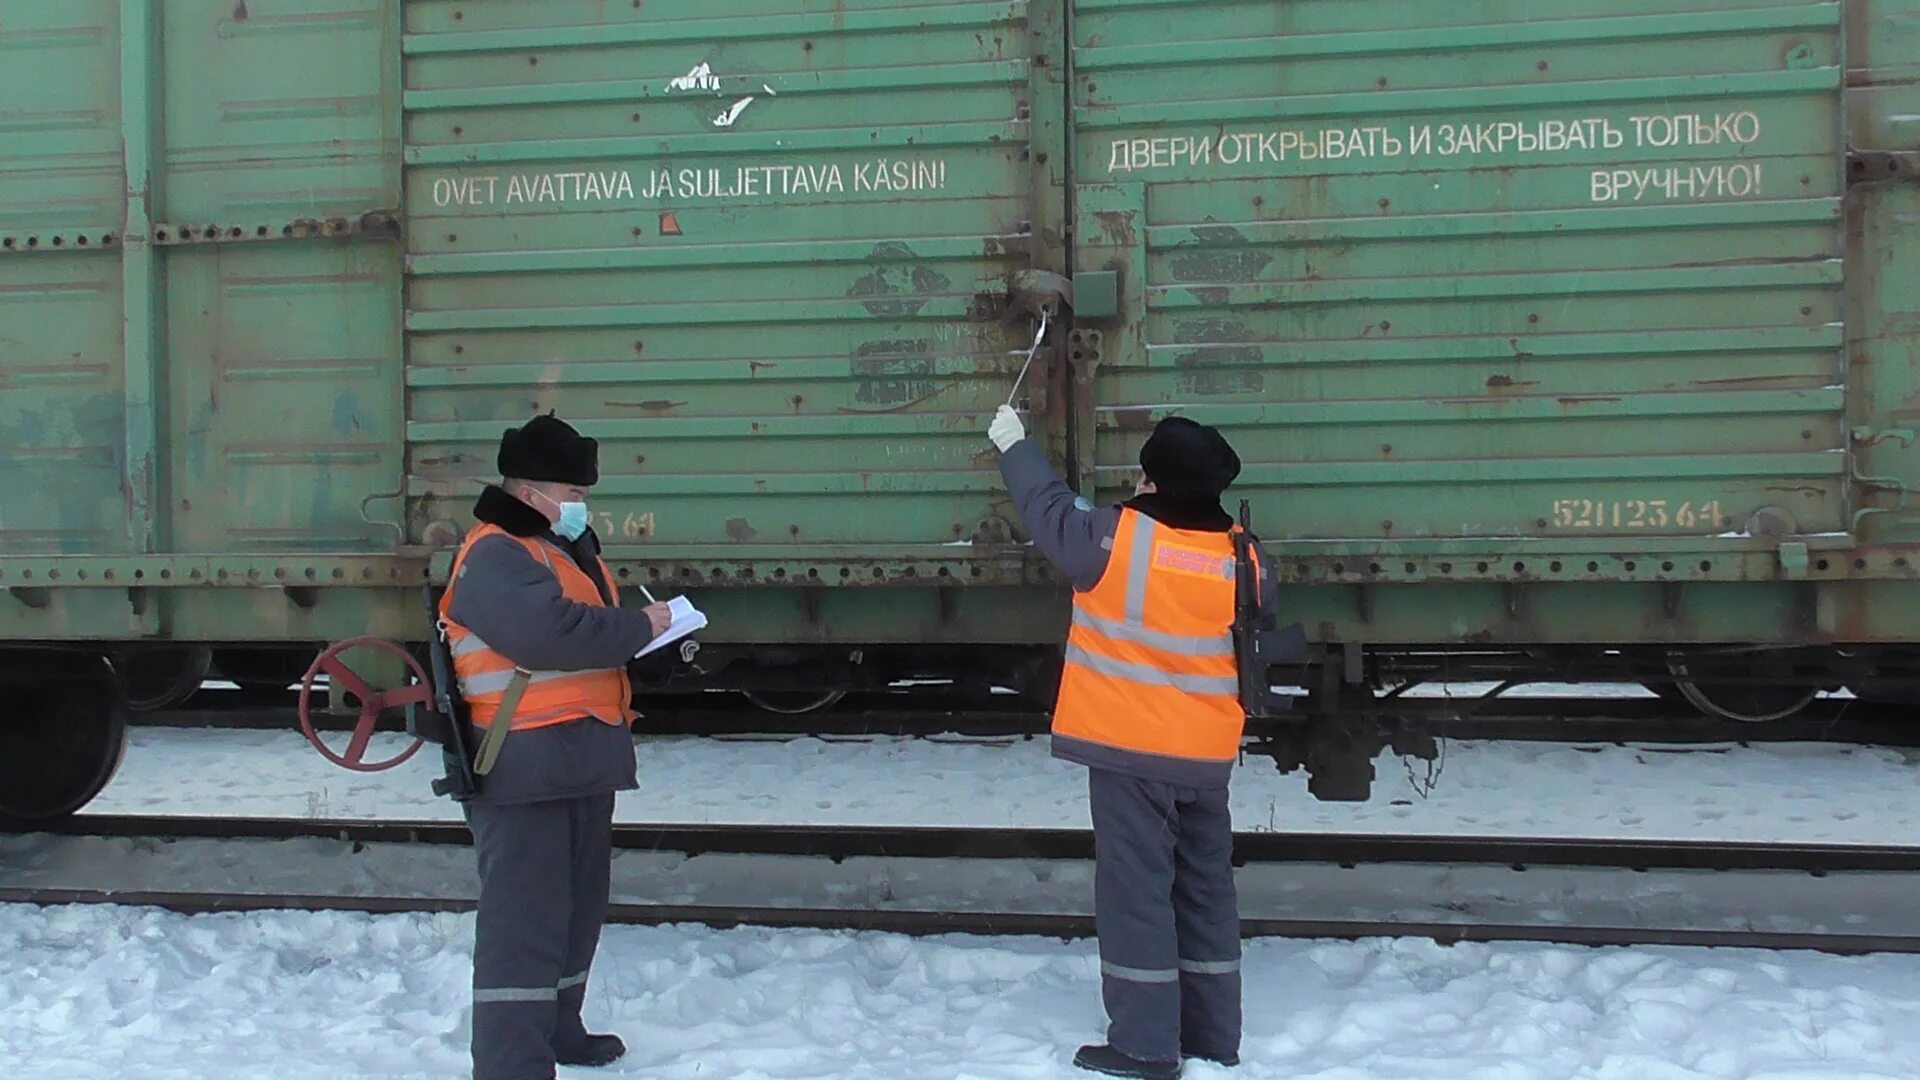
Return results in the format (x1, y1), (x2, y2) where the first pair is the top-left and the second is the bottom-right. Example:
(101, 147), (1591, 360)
(1179, 371), (1264, 396)
(1091, 211), (1136, 246)
(1168, 226), (1273, 285)
(847, 242), (950, 318)
(981, 234), (1030, 260)
(851, 339), (942, 408)
(1173, 318), (1252, 344)
(839, 384), (954, 414)
(1174, 345), (1261, 369)
(1170, 316), (1259, 379)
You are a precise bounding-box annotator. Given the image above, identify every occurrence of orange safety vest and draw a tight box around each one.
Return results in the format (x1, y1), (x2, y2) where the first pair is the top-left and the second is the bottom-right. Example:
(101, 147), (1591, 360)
(1052, 509), (1248, 776)
(437, 523), (635, 732)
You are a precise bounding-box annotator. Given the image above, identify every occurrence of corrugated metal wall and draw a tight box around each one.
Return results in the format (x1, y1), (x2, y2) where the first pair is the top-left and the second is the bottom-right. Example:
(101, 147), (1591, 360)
(1073, 0), (1848, 543)
(0, 1), (126, 556)
(156, 1), (403, 556)
(0, 0), (402, 562)
(401, 0), (1056, 556)
(9, 0), (1920, 648)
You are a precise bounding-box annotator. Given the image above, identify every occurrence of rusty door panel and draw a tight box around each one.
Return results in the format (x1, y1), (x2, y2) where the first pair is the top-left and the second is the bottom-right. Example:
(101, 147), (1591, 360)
(0, 0), (405, 565)
(0, 1), (127, 556)
(401, 0), (1063, 552)
(1071, 0), (1854, 548)
(1845, 0), (1920, 550)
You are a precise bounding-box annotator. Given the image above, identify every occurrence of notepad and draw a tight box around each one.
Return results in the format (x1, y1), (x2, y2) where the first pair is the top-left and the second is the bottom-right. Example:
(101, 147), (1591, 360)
(635, 595), (708, 659)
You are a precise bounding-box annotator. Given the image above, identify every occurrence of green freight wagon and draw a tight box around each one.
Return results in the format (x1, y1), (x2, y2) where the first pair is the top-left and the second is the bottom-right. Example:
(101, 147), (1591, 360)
(3, 0), (1917, 816)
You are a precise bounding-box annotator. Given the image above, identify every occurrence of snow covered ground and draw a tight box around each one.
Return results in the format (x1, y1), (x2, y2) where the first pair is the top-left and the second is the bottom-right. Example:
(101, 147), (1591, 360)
(3, 902), (1917, 1080)
(88, 724), (1920, 844)
(23, 689), (1920, 1078)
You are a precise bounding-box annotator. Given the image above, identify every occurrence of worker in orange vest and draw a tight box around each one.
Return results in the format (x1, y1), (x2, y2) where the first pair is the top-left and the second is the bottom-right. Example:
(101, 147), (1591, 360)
(438, 414), (672, 1080)
(991, 406), (1275, 1080)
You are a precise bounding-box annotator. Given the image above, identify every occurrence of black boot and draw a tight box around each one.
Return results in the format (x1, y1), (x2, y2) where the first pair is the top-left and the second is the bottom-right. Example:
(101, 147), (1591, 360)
(1074, 1044), (1182, 1079)
(1184, 1046), (1240, 1068)
(554, 1033), (626, 1068)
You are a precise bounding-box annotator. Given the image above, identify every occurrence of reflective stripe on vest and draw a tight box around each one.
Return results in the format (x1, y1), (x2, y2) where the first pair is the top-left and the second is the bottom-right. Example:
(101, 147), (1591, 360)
(437, 523), (635, 733)
(450, 634), (490, 659)
(448, 631), (622, 697)
(1062, 643), (1239, 695)
(1069, 609), (1234, 657)
(457, 665), (623, 697)
(1051, 509), (1247, 766)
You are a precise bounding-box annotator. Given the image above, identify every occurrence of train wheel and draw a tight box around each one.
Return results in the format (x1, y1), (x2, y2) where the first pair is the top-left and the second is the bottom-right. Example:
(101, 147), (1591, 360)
(0, 654), (129, 823)
(1666, 655), (1817, 723)
(115, 645), (212, 712)
(740, 689), (848, 715)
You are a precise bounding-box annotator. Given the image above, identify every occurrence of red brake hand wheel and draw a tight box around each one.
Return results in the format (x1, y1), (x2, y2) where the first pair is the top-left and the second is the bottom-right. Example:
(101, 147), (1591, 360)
(297, 637), (430, 772)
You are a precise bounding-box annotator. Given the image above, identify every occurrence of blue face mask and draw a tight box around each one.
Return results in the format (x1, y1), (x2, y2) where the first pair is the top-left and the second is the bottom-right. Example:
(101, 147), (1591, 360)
(554, 501), (590, 541)
(533, 488), (591, 541)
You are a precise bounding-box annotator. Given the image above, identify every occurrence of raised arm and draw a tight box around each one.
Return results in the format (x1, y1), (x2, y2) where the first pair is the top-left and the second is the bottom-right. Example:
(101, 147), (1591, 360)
(992, 409), (1119, 592)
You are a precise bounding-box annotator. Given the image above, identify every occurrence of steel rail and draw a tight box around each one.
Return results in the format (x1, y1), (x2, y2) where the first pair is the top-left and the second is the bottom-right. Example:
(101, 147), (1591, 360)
(1, 888), (1912, 955)
(28, 814), (1920, 872)
(8, 818), (1920, 954)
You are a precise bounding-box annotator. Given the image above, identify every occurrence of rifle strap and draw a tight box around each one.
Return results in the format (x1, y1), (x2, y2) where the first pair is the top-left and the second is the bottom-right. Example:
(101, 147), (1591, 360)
(472, 670), (530, 776)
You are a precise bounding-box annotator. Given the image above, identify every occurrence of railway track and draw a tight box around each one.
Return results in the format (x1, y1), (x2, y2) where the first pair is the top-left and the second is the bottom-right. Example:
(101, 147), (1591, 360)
(6, 814), (1920, 954)
(136, 691), (1920, 747)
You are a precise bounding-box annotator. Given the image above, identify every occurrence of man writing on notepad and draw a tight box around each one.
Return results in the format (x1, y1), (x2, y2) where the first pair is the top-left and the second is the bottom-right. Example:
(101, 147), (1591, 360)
(437, 413), (670, 1080)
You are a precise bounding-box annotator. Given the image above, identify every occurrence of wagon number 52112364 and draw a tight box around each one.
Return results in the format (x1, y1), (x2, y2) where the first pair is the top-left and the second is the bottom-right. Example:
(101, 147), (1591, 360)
(1550, 499), (1725, 531)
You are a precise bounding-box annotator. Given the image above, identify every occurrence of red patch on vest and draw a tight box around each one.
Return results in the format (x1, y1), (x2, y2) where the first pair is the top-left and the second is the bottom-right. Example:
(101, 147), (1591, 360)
(1152, 543), (1233, 581)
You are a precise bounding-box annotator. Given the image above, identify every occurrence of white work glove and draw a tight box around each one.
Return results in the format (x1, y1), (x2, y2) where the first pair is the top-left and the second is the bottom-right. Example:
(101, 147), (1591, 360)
(989, 405), (1027, 452)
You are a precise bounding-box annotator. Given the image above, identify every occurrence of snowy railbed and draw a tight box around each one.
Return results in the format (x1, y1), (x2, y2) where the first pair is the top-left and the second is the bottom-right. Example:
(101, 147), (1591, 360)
(4, 903), (1918, 1080)
(86, 726), (1920, 844)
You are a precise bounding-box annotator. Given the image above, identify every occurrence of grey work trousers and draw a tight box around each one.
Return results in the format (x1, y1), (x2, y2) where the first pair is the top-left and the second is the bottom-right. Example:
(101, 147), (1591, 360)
(466, 792), (616, 1080)
(1088, 768), (1241, 1066)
